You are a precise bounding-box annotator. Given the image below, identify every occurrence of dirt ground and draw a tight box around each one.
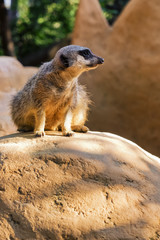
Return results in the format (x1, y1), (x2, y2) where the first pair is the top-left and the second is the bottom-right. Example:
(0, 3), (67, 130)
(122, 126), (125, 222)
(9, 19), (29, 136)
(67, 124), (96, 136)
(0, 131), (160, 240)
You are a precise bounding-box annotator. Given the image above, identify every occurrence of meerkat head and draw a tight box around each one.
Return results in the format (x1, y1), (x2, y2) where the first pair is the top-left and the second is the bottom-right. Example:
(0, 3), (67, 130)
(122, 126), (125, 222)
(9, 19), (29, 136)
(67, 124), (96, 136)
(53, 45), (104, 79)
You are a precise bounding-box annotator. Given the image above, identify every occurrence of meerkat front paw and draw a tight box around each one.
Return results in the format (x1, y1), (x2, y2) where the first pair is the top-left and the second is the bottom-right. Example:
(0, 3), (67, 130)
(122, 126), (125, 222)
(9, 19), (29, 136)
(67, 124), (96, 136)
(35, 130), (45, 137)
(80, 125), (89, 133)
(72, 125), (89, 133)
(63, 130), (74, 137)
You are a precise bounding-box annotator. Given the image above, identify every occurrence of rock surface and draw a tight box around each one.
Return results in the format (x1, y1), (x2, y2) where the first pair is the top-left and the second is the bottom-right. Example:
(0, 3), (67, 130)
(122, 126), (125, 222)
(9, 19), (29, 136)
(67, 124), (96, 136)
(72, 0), (160, 156)
(0, 57), (38, 136)
(0, 131), (160, 240)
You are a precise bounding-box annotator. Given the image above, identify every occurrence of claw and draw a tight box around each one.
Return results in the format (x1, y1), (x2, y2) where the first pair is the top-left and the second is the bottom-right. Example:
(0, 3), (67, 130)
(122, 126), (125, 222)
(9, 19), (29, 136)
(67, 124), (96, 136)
(63, 131), (74, 137)
(35, 131), (45, 137)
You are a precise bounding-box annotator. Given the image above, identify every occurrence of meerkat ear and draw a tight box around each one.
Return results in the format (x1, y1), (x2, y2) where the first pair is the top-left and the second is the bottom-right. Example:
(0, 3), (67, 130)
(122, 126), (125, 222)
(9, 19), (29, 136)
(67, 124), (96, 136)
(60, 54), (69, 68)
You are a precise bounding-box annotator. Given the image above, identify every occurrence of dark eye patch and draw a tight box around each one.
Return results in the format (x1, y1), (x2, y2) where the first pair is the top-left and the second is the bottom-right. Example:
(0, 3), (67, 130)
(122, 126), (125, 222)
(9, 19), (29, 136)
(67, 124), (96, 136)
(79, 49), (92, 59)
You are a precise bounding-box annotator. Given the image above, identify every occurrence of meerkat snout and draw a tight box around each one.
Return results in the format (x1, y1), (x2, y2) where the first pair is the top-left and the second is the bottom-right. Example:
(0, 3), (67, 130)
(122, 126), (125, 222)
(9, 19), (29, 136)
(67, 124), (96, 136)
(97, 57), (104, 64)
(11, 45), (104, 137)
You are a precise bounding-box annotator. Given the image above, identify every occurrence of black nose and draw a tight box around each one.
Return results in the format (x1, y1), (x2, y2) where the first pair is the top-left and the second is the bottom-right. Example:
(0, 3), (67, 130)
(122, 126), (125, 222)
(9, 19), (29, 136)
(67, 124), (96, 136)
(98, 57), (104, 64)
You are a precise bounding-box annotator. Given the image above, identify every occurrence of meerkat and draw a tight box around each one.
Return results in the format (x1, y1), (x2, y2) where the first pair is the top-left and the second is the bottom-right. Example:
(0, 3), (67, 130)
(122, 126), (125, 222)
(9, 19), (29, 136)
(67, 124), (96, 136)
(10, 45), (104, 137)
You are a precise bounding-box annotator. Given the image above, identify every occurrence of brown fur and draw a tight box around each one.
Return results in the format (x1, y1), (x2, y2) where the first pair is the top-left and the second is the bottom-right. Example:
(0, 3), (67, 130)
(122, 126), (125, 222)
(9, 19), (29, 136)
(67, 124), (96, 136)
(10, 45), (104, 136)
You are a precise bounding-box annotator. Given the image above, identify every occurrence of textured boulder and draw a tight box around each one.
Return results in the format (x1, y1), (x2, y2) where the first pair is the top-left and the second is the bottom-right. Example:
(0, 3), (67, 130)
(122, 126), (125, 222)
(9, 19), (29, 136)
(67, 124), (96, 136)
(72, 0), (160, 156)
(0, 57), (38, 136)
(0, 131), (160, 240)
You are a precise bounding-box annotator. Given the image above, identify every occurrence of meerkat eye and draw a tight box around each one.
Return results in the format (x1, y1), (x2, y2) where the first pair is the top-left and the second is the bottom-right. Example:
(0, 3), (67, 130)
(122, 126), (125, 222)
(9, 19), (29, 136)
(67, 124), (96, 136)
(79, 49), (92, 59)
(82, 50), (91, 56)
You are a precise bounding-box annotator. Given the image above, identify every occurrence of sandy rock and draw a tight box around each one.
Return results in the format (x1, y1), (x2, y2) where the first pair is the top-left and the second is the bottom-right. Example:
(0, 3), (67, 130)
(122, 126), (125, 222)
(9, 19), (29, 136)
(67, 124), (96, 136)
(0, 57), (38, 136)
(0, 89), (17, 136)
(0, 131), (160, 240)
(0, 57), (25, 92)
(72, 0), (110, 52)
(0, 57), (38, 92)
(72, 0), (160, 156)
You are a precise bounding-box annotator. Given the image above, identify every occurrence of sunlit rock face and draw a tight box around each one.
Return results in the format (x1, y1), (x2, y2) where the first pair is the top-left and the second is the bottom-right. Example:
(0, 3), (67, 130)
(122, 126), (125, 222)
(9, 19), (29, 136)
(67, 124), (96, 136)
(0, 57), (38, 136)
(0, 131), (160, 239)
(72, 0), (160, 157)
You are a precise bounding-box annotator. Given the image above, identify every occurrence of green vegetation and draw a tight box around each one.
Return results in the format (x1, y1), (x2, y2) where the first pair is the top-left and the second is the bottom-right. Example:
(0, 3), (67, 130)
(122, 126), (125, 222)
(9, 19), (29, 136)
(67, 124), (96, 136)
(0, 0), (129, 59)
(100, 0), (129, 24)
(0, 41), (3, 55)
(12, 0), (79, 57)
